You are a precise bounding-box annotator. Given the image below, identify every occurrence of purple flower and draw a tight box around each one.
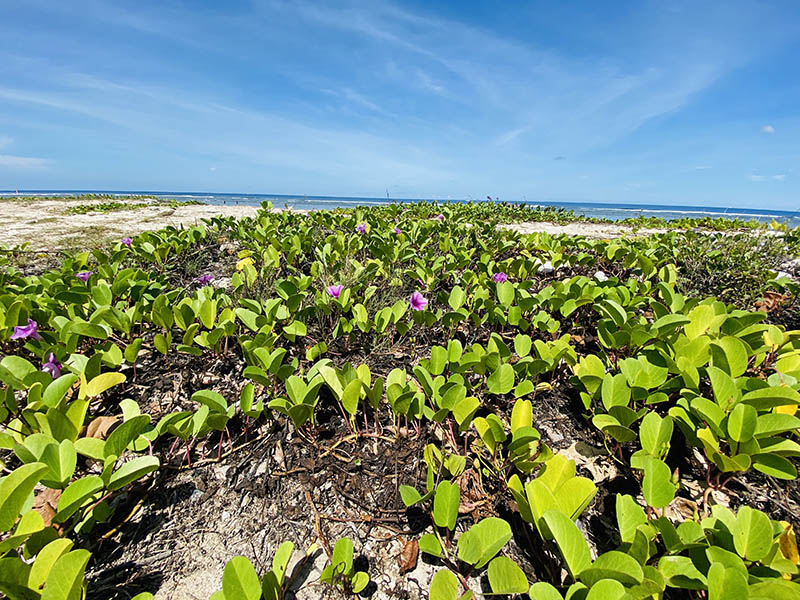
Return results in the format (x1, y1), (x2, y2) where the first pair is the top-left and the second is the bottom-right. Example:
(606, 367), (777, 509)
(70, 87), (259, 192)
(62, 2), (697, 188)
(493, 272), (508, 283)
(434, 214), (445, 222)
(194, 274), (214, 286)
(42, 353), (61, 378)
(355, 223), (367, 233)
(121, 237), (133, 247)
(10, 319), (43, 341)
(410, 291), (428, 311)
(393, 227), (402, 235)
(327, 285), (344, 299)
(76, 271), (92, 282)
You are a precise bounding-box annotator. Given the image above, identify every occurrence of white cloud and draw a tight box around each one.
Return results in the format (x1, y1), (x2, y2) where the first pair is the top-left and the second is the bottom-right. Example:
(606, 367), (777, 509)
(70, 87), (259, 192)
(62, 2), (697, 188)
(209, 166), (217, 172)
(0, 154), (49, 169)
(749, 173), (785, 182)
(761, 124), (775, 134)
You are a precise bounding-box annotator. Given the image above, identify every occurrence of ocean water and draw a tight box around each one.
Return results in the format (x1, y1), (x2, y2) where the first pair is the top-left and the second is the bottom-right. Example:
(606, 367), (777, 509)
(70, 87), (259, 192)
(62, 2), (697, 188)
(3, 190), (800, 226)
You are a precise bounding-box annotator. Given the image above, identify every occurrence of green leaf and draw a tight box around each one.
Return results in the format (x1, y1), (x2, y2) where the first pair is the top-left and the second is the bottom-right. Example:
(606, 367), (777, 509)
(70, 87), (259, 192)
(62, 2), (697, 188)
(54, 475), (104, 523)
(457, 517), (513, 569)
(40, 549), (90, 600)
(541, 510), (591, 579)
(104, 414), (151, 459)
(429, 569), (459, 600)
(487, 556), (528, 594)
(0, 462), (48, 532)
(108, 455), (160, 491)
(741, 386), (800, 410)
(271, 541), (294, 586)
(733, 506), (772, 562)
(639, 412), (673, 458)
(40, 439), (77, 488)
(222, 556), (261, 600)
(752, 453), (797, 479)
(615, 494), (647, 545)
(710, 337), (749, 378)
(487, 363), (515, 395)
(727, 403), (757, 442)
(708, 563), (748, 600)
(585, 579), (626, 600)
(642, 457), (676, 509)
(578, 550), (643, 587)
(28, 538), (74, 592)
(85, 372), (126, 398)
(528, 582), (564, 600)
(192, 390), (228, 413)
(42, 374), (79, 408)
(433, 481), (459, 530)
(340, 378), (362, 416)
(657, 555), (707, 589)
(419, 533), (442, 558)
(496, 281), (515, 308)
(330, 537), (354, 577)
(448, 286), (466, 311)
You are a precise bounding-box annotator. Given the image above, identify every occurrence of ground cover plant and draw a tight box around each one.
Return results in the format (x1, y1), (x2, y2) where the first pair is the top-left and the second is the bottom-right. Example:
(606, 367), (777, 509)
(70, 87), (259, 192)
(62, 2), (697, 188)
(0, 200), (799, 599)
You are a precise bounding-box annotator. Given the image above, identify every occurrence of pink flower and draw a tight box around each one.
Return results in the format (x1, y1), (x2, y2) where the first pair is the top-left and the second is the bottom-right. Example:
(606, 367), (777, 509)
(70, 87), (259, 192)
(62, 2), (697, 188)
(121, 237), (133, 247)
(410, 292), (428, 311)
(493, 272), (508, 283)
(434, 214), (445, 222)
(327, 285), (344, 299)
(42, 353), (61, 378)
(393, 227), (402, 234)
(355, 223), (367, 233)
(194, 274), (214, 286)
(10, 319), (43, 341)
(76, 271), (92, 282)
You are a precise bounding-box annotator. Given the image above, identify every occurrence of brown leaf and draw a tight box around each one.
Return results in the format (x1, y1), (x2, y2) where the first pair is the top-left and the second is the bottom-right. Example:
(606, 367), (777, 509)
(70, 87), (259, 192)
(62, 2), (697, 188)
(33, 488), (61, 528)
(86, 415), (120, 440)
(398, 539), (418, 574)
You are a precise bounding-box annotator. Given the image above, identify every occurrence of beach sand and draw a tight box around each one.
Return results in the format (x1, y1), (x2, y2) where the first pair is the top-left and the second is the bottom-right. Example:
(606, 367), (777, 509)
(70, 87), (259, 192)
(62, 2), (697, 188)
(0, 198), (261, 250)
(0, 196), (668, 251)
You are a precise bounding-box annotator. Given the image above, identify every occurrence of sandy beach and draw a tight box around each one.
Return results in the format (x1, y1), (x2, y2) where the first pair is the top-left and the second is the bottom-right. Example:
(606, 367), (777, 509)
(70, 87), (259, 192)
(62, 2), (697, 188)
(0, 198), (261, 250)
(0, 196), (672, 251)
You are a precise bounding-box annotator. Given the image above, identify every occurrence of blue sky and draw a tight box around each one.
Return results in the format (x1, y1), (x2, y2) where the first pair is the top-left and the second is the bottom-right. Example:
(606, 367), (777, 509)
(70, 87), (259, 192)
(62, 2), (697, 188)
(0, 1), (798, 208)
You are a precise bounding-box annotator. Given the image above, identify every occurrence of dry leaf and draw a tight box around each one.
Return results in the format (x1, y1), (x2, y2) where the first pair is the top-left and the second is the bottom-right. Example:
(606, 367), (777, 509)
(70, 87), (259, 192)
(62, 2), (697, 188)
(33, 488), (61, 527)
(779, 521), (799, 566)
(86, 415), (119, 440)
(398, 539), (418, 574)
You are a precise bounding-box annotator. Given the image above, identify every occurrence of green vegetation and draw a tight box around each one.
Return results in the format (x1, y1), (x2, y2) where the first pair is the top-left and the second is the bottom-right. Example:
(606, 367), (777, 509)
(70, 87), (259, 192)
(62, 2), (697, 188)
(66, 198), (202, 215)
(0, 201), (798, 599)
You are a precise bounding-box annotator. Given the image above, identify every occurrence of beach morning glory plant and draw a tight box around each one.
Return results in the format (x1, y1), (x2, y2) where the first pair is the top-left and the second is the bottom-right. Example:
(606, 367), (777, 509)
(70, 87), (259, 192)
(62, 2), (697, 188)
(194, 274), (214, 286)
(493, 272), (508, 283)
(76, 271), (92, 282)
(393, 226), (401, 235)
(42, 353), (61, 378)
(356, 223), (367, 233)
(121, 237), (133, 247)
(435, 214), (445, 221)
(327, 285), (344, 299)
(10, 319), (43, 341)
(409, 292), (428, 311)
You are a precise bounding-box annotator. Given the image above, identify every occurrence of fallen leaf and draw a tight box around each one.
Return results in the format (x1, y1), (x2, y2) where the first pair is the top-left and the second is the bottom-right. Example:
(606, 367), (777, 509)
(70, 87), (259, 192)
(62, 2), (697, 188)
(86, 415), (119, 440)
(398, 539), (418, 574)
(33, 488), (61, 527)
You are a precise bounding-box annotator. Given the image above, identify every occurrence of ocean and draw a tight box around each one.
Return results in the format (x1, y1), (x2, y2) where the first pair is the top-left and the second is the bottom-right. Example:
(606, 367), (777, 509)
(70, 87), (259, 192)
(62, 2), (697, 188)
(3, 190), (800, 226)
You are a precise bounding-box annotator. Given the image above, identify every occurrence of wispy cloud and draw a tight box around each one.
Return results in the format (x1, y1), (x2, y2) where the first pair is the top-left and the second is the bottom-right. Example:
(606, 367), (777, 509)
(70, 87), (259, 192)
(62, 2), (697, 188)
(761, 124), (776, 134)
(749, 173), (785, 182)
(0, 135), (12, 150)
(0, 154), (48, 169)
